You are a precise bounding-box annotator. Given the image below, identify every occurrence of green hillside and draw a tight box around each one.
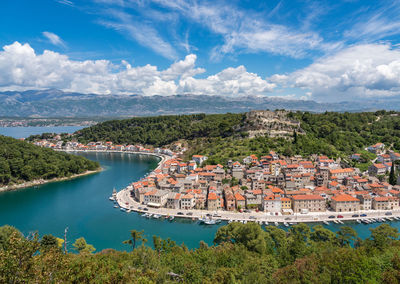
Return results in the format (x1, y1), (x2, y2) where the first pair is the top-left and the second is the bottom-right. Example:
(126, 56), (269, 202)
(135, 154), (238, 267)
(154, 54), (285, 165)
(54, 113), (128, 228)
(0, 135), (100, 186)
(72, 110), (400, 165)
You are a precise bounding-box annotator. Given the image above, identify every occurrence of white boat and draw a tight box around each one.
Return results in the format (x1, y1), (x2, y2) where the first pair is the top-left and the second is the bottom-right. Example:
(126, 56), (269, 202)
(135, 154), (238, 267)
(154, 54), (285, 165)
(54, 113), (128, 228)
(284, 222), (289, 227)
(289, 222), (296, 225)
(126, 209), (131, 213)
(274, 222), (279, 226)
(147, 214), (153, 218)
(264, 221), (268, 225)
(243, 220), (247, 224)
(169, 216), (175, 221)
(323, 221), (329, 225)
(204, 219), (217, 225)
(120, 207), (126, 212)
(338, 220), (344, 224)
(357, 219), (362, 224)
(153, 214), (161, 219)
(362, 219), (369, 224)
(333, 220), (339, 224)
(113, 205), (119, 208)
(109, 196), (115, 201)
(228, 220), (233, 224)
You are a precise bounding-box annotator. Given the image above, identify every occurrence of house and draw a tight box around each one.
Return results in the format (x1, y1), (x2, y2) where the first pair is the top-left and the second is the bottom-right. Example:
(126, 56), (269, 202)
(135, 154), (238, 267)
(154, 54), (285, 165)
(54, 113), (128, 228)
(181, 193), (196, 209)
(166, 192), (181, 209)
(357, 194), (372, 210)
(291, 194), (325, 213)
(372, 196), (389, 210)
(351, 154), (361, 161)
(331, 194), (360, 212)
(368, 163), (387, 176)
(207, 192), (222, 211)
(367, 143), (385, 154)
(192, 155), (208, 165)
(329, 168), (355, 180)
(234, 193), (246, 210)
(144, 190), (169, 207)
(377, 154), (391, 164)
(263, 195), (281, 213)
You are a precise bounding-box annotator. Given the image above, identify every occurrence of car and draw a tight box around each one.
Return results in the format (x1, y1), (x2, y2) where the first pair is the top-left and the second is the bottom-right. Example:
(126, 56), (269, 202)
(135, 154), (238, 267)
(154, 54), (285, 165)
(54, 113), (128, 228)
(352, 214), (359, 217)
(337, 215), (344, 218)
(143, 208), (148, 211)
(206, 213), (212, 217)
(285, 217), (291, 220)
(138, 207), (143, 210)
(328, 215), (335, 219)
(244, 209), (251, 213)
(186, 212), (193, 216)
(385, 212), (393, 216)
(177, 212), (184, 215)
(360, 214), (367, 217)
(249, 216), (256, 219)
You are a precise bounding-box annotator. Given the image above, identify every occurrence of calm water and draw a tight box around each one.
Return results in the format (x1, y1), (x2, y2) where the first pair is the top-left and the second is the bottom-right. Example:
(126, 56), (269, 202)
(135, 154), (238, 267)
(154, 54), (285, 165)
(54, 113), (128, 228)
(0, 126), (84, 138)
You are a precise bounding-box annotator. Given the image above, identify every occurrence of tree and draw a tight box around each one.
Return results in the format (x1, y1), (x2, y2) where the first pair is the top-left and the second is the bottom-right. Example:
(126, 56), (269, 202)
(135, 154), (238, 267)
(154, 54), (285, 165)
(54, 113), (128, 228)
(0, 225), (22, 250)
(310, 225), (337, 243)
(337, 226), (357, 247)
(40, 234), (59, 252)
(123, 230), (146, 251)
(72, 237), (95, 254)
(389, 162), (397, 186)
(369, 224), (399, 250)
(293, 130), (298, 144)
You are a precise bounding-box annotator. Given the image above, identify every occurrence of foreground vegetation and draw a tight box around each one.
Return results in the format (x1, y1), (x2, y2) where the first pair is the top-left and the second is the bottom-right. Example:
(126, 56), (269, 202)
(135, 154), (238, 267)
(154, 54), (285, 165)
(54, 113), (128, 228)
(1, 223), (400, 283)
(0, 135), (99, 186)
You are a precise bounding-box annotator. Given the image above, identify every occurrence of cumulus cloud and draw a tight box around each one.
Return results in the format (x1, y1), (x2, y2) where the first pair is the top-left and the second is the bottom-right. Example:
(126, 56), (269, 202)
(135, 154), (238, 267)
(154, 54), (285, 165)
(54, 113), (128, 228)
(0, 41), (276, 96)
(270, 43), (400, 102)
(42, 31), (66, 47)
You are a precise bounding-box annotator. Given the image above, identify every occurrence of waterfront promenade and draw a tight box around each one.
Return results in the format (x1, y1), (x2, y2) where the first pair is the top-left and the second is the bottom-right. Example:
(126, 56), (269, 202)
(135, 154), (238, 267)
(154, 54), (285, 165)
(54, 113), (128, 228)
(115, 188), (400, 224)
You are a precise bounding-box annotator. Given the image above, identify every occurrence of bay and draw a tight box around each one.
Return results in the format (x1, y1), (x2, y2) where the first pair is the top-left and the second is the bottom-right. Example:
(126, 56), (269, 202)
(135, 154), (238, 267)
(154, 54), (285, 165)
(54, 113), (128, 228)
(0, 126), (84, 139)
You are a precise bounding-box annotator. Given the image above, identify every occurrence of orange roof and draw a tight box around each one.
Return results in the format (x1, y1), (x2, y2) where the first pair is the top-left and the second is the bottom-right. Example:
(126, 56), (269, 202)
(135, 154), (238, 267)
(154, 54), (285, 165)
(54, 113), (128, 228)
(292, 194), (324, 200)
(332, 194), (359, 202)
(234, 193), (245, 201)
(281, 197), (291, 202)
(174, 193), (181, 200)
(208, 192), (218, 200)
(330, 168), (354, 174)
(374, 196), (389, 202)
(182, 194), (194, 199)
(373, 163), (387, 169)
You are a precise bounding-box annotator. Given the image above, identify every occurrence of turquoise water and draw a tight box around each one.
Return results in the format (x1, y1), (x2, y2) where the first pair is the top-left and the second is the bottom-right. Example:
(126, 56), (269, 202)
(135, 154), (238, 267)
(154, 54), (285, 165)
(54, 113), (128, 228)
(0, 152), (221, 251)
(0, 126), (84, 138)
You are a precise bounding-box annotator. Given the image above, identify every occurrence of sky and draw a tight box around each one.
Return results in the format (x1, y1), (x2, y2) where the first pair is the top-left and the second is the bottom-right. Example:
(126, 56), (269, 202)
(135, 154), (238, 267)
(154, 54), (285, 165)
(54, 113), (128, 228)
(1, 0), (400, 102)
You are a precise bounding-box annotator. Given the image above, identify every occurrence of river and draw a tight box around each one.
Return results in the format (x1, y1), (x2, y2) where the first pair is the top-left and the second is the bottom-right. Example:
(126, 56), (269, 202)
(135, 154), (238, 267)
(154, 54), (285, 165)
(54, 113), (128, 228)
(1, 127), (400, 252)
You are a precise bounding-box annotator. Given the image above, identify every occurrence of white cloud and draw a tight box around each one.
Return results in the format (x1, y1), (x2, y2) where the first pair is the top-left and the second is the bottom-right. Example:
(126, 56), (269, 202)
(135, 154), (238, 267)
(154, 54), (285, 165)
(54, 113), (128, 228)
(42, 31), (66, 47)
(272, 43), (400, 101)
(0, 41), (276, 96)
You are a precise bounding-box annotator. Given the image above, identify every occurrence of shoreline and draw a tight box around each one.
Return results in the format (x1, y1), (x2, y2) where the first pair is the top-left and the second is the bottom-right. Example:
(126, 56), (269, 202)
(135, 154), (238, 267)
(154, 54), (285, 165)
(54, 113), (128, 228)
(116, 188), (400, 224)
(0, 168), (102, 193)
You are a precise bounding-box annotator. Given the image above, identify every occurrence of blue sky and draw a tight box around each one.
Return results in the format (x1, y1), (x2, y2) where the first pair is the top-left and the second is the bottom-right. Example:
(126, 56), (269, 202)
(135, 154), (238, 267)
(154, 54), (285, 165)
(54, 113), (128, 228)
(1, 0), (400, 102)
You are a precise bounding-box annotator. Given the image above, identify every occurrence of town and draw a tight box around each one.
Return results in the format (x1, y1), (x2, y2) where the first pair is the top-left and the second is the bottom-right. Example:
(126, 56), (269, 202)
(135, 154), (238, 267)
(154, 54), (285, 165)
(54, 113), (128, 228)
(32, 137), (400, 221)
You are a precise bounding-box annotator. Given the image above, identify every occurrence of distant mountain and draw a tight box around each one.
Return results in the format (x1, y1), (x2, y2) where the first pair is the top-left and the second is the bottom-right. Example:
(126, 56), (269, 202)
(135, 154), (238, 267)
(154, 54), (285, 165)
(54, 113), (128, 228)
(1, 89), (400, 117)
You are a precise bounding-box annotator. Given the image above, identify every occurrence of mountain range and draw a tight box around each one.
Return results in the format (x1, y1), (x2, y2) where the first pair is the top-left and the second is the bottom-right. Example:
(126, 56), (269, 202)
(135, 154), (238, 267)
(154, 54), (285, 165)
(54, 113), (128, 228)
(1, 89), (400, 117)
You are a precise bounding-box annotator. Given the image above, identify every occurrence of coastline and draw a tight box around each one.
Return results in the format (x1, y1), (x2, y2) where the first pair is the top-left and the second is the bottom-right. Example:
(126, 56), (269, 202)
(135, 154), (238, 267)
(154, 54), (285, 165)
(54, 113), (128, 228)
(0, 168), (102, 193)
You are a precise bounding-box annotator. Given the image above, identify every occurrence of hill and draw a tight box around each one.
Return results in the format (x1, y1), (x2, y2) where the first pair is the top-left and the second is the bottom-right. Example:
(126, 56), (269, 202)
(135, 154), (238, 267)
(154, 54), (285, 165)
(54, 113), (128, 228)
(0, 135), (100, 186)
(3, 89), (400, 117)
(71, 110), (400, 164)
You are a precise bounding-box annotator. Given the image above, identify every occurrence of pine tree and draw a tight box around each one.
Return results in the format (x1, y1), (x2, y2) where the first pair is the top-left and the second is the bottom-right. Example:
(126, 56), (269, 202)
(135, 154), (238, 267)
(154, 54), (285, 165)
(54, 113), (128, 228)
(389, 162), (397, 186)
(293, 130), (298, 144)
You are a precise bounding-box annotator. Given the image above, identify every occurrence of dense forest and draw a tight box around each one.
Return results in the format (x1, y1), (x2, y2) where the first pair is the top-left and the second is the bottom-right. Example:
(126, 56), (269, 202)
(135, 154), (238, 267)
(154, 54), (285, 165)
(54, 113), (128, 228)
(0, 135), (100, 186)
(1, 222), (400, 283)
(74, 113), (245, 146)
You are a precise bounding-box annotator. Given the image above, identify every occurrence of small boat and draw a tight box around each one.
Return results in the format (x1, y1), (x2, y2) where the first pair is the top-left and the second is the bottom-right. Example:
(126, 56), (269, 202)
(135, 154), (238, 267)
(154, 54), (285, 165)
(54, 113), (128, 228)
(120, 207), (126, 212)
(357, 219), (362, 224)
(283, 222), (289, 227)
(323, 221), (329, 225)
(126, 209), (131, 213)
(147, 214), (153, 218)
(289, 222), (296, 225)
(113, 205), (119, 208)
(338, 220), (344, 224)
(204, 219), (217, 225)
(169, 216), (175, 221)
(362, 219), (369, 224)
(264, 221), (268, 225)
(333, 220), (339, 224)
(243, 220), (247, 224)
(394, 216), (400, 220)
(153, 214), (161, 219)
(109, 196), (115, 201)
(228, 220), (233, 224)
(274, 222), (279, 226)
